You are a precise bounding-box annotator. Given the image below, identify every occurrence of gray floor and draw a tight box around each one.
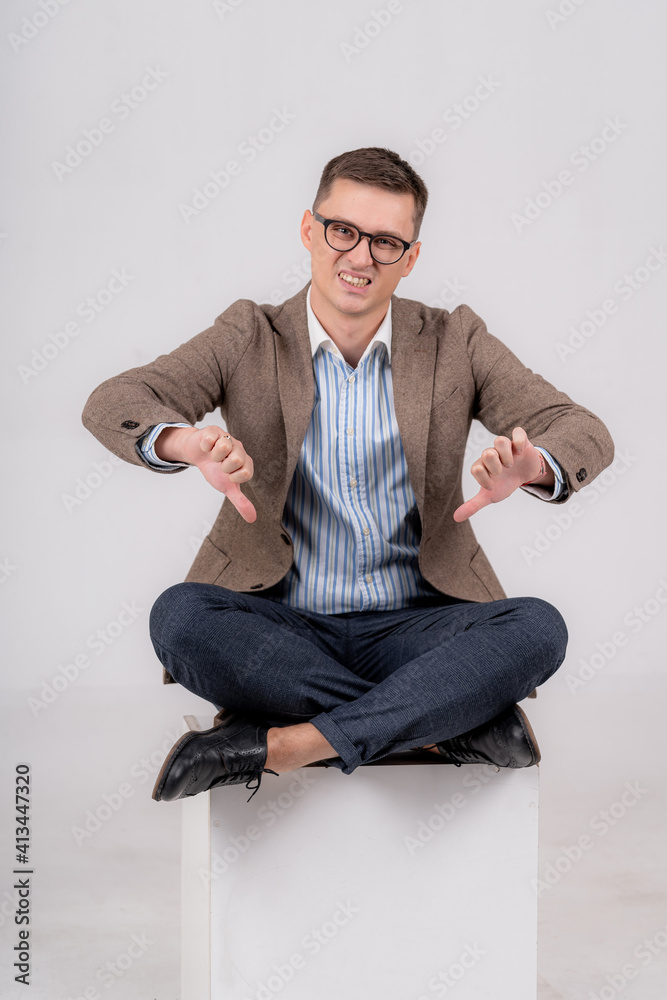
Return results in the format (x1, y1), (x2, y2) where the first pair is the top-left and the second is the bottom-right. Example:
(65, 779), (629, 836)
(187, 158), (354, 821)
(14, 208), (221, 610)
(0, 679), (663, 999)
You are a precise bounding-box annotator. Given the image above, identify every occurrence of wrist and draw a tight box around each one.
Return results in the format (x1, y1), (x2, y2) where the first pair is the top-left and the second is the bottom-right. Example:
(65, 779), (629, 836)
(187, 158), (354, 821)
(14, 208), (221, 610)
(154, 426), (196, 463)
(521, 451), (546, 485)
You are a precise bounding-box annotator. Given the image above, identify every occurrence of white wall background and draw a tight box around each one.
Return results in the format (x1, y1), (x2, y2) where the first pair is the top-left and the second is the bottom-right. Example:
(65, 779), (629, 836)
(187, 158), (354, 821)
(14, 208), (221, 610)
(1, 1), (665, 998)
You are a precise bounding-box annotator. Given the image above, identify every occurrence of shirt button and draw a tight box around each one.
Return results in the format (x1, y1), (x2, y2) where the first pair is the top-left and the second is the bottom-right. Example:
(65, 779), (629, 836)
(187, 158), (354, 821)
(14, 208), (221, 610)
(365, 574), (373, 583)
(363, 527), (370, 535)
(349, 478), (358, 487)
(348, 375), (356, 383)
(347, 428), (354, 435)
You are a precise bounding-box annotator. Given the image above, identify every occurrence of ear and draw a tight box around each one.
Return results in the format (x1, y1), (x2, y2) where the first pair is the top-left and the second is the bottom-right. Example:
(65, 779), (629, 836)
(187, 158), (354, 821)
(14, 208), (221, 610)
(300, 209), (314, 252)
(400, 241), (421, 278)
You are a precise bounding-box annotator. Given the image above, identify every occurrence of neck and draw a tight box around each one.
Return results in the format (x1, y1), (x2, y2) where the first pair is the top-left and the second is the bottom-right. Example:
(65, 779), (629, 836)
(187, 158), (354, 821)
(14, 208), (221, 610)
(309, 284), (389, 363)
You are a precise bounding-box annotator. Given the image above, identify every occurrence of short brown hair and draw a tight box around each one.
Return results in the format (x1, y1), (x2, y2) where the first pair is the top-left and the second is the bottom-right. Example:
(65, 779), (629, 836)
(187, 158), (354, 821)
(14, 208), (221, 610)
(313, 147), (429, 239)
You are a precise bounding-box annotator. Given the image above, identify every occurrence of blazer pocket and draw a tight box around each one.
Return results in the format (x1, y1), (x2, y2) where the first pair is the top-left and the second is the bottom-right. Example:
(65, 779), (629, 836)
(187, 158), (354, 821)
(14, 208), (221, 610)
(430, 385), (460, 414)
(186, 536), (231, 585)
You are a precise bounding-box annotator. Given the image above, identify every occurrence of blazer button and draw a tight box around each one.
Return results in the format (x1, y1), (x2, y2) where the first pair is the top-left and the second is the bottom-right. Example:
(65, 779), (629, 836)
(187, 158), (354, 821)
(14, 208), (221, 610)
(280, 533), (291, 545)
(250, 584), (263, 590)
(121, 420), (140, 429)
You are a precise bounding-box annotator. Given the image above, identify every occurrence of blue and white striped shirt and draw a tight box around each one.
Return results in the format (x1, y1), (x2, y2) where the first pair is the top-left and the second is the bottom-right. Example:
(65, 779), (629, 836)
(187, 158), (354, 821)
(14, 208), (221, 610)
(142, 291), (564, 612)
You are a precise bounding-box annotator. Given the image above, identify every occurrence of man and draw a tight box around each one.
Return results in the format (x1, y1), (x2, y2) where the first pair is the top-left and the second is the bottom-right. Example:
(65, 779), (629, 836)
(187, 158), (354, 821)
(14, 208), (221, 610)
(82, 147), (613, 803)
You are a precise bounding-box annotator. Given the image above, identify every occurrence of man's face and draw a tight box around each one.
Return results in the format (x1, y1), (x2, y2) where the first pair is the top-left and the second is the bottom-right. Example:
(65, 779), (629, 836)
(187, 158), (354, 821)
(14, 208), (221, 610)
(301, 178), (421, 320)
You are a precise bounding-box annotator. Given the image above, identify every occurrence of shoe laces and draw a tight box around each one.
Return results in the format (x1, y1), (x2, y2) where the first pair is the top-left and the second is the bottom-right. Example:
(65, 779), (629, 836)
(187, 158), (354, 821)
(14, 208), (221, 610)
(244, 767), (279, 802)
(440, 734), (490, 767)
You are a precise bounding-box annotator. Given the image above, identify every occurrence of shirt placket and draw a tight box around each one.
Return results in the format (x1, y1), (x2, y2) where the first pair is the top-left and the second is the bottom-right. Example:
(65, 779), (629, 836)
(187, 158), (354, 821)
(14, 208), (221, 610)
(335, 351), (378, 611)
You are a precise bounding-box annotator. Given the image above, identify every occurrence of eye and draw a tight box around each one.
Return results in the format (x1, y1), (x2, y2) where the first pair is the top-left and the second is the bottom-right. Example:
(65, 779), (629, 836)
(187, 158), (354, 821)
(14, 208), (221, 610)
(375, 236), (401, 249)
(331, 225), (355, 237)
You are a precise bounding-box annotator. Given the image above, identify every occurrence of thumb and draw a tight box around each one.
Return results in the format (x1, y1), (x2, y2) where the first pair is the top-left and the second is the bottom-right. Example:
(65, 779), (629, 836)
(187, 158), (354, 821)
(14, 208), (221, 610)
(453, 487), (493, 523)
(223, 482), (257, 524)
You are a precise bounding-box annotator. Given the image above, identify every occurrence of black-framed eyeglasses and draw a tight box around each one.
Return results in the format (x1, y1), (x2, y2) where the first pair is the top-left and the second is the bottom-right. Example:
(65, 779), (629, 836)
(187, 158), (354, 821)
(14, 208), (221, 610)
(312, 211), (417, 264)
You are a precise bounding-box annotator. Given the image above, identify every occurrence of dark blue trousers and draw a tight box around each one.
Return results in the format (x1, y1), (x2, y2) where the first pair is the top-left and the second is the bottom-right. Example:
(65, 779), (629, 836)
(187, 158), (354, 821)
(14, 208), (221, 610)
(149, 583), (567, 774)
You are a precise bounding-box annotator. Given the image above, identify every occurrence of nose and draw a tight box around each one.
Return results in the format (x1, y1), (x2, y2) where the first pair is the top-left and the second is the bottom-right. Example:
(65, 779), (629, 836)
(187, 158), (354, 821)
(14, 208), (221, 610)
(345, 235), (374, 269)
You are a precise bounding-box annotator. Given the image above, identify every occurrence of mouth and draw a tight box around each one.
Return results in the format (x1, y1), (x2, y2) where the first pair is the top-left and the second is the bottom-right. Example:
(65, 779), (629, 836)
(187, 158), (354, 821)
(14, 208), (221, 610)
(338, 269), (372, 290)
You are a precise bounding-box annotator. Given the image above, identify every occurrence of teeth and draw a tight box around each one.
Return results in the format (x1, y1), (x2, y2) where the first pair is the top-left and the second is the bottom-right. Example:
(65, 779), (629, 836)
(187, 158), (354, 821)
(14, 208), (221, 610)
(340, 272), (370, 287)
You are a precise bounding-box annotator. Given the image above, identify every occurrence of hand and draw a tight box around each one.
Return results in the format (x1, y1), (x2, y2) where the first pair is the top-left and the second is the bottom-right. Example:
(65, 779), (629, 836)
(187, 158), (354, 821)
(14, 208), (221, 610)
(453, 427), (547, 523)
(156, 426), (256, 523)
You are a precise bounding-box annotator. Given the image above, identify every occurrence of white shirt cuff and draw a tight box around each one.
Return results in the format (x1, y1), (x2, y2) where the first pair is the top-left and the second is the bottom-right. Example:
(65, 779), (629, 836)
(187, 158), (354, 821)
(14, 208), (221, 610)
(520, 447), (565, 501)
(139, 422), (191, 469)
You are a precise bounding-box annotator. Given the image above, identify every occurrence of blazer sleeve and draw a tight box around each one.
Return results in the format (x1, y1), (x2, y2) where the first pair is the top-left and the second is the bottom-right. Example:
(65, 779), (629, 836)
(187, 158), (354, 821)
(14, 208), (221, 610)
(81, 298), (257, 471)
(459, 304), (615, 501)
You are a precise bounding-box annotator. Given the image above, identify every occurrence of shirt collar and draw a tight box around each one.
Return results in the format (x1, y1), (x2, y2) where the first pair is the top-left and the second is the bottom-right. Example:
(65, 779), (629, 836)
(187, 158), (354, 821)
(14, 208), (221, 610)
(306, 285), (392, 364)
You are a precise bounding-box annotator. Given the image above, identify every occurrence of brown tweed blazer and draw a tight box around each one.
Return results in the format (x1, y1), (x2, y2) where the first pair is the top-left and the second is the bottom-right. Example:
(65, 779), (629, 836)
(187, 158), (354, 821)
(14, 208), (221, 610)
(82, 282), (614, 604)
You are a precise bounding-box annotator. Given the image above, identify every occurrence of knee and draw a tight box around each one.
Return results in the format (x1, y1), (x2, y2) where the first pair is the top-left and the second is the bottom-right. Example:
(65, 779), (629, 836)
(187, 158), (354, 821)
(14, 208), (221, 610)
(149, 582), (208, 646)
(516, 596), (569, 659)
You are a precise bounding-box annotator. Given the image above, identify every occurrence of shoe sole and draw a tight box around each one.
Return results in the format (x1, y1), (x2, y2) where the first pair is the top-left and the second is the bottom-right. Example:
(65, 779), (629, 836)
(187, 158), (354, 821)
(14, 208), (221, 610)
(152, 720), (230, 802)
(513, 704), (541, 766)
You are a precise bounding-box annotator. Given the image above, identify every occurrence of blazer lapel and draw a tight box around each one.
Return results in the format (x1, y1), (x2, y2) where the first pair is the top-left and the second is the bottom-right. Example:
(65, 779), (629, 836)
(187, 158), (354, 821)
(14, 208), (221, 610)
(389, 295), (434, 517)
(271, 285), (316, 505)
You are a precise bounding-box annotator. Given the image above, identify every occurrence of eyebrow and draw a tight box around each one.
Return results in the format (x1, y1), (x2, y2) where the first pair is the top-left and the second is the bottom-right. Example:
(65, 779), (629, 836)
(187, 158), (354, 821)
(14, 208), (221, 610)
(328, 215), (408, 241)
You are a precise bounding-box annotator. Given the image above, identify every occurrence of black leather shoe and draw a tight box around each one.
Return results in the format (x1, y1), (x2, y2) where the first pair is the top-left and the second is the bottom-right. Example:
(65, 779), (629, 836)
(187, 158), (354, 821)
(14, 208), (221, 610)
(436, 704), (540, 768)
(152, 711), (277, 802)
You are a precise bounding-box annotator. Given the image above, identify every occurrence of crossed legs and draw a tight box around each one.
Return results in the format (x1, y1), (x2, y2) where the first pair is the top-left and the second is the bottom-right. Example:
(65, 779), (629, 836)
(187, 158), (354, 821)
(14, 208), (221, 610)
(149, 583), (568, 775)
